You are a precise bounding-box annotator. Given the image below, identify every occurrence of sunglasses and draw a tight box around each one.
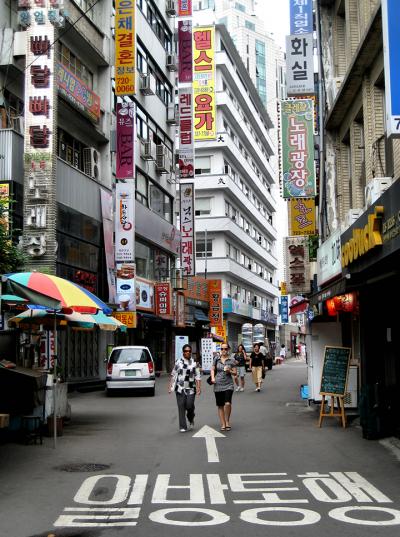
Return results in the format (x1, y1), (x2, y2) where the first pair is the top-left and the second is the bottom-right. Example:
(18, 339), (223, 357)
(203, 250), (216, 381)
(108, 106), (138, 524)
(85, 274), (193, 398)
(221, 347), (229, 350)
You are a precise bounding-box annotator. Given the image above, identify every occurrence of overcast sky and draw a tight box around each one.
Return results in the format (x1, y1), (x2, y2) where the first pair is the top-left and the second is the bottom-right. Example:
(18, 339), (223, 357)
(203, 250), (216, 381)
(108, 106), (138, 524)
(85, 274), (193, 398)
(255, 1), (290, 48)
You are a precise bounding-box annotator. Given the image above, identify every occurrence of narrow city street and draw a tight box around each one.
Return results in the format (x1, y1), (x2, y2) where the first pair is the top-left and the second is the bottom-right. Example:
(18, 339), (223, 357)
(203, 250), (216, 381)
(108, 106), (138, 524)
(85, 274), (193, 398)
(0, 359), (399, 537)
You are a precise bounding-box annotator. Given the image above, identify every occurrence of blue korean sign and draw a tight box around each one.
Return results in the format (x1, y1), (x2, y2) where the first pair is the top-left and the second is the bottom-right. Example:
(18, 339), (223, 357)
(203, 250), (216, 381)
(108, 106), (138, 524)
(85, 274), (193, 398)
(280, 295), (289, 324)
(290, 0), (313, 35)
(382, 0), (400, 138)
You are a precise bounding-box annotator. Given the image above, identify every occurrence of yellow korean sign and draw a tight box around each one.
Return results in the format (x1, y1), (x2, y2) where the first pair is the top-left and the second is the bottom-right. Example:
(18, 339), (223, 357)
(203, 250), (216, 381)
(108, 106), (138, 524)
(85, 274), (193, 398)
(214, 321), (227, 341)
(115, 0), (136, 96)
(113, 311), (137, 328)
(289, 198), (317, 236)
(193, 26), (216, 140)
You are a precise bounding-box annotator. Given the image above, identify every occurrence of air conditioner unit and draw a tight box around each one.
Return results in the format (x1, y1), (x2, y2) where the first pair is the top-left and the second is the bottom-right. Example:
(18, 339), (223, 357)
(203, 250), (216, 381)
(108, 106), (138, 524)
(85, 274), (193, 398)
(156, 144), (166, 158)
(166, 53), (177, 71)
(12, 116), (24, 133)
(140, 73), (156, 96)
(166, 104), (177, 125)
(140, 140), (155, 161)
(156, 151), (172, 174)
(365, 177), (392, 208)
(224, 164), (231, 175)
(166, 0), (176, 16)
(83, 147), (101, 180)
(345, 208), (363, 228)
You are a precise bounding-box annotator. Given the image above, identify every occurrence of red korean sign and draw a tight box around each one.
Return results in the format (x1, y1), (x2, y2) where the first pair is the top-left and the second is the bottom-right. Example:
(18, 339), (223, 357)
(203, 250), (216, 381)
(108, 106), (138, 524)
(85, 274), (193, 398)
(178, 20), (193, 83)
(284, 236), (311, 294)
(177, 0), (192, 16)
(155, 283), (172, 317)
(193, 26), (216, 140)
(208, 279), (223, 327)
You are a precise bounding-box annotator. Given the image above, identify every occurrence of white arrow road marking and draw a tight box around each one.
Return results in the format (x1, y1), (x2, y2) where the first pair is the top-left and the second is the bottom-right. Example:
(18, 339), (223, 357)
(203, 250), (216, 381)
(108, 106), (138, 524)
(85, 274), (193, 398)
(192, 425), (225, 463)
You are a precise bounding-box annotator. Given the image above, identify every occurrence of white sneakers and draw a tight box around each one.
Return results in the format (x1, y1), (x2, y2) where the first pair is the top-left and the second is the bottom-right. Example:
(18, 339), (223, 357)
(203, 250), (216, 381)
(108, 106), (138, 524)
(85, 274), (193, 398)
(240, 387), (244, 392)
(235, 386), (241, 392)
(180, 428), (186, 433)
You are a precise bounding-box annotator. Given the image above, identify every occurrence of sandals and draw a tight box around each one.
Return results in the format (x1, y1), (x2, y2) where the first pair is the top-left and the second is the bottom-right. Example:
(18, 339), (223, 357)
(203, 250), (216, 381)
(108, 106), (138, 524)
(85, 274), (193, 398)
(220, 426), (226, 431)
(225, 425), (231, 431)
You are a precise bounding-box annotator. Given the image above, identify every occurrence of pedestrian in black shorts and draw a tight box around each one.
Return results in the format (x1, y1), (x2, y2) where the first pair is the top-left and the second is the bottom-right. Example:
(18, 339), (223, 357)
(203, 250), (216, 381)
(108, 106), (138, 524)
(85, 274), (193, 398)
(210, 342), (237, 431)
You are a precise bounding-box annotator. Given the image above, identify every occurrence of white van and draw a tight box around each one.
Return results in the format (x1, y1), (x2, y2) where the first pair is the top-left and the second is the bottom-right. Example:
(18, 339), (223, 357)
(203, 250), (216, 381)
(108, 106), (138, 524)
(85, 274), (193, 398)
(106, 346), (156, 396)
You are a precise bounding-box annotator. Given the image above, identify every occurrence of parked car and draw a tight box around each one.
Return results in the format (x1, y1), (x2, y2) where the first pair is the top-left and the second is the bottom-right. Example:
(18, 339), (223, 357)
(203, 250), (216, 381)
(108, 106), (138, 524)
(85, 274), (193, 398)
(106, 346), (155, 396)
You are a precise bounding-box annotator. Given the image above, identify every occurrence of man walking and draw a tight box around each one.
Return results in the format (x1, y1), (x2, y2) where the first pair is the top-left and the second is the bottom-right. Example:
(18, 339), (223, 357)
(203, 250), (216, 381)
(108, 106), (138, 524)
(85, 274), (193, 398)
(169, 344), (201, 432)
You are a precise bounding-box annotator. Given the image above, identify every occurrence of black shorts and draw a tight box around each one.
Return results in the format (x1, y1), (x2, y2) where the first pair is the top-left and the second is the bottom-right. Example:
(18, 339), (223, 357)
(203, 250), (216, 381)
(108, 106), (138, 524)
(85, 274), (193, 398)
(215, 389), (233, 407)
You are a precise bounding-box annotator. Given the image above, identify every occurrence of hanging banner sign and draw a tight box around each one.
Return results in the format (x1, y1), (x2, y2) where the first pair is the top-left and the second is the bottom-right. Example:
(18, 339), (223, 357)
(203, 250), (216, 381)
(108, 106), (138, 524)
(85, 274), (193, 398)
(280, 295), (289, 323)
(177, 0), (192, 17)
(281, 99), (316, 198)
(178, 88), (194, 179)
(289, 0), (313, 34)
(382, 0), (400, 138)
(180, 183), (195, 276)
(289, 198), (316, 235)
(178, 20), (193, 83)
(115, 182), (135, 262)
(115, 0), (136, 96)
(155, 283), (172, 317)
(116, 102), (135, 179)
(284, 236), (311, 294)
(116, 263), (136, 313)
(208, 279), (223, 327)
(193, 26), (216, 140)
(286, 33), (314, 95)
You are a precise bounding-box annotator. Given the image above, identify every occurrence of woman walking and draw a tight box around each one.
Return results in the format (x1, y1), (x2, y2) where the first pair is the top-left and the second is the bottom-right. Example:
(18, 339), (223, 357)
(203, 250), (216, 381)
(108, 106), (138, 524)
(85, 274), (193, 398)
(233, 344), (247, 392)
(249, 342), (265, 392)
(210, 342), (237, 431)
(168, 344), (201, 432)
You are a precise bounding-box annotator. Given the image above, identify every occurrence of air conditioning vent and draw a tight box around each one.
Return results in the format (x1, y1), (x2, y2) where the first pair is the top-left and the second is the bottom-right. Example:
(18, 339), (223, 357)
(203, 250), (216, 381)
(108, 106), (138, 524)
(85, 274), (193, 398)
(140, 140), (155, 161)
(166, 104), (177, 125)
(140, 73), (156, 96)
(166, 53), (177, 71)
(156, 149), (172, 174)
(166, 0), (176, 16)
(12, 116), (24, 133)
(345, 208), (363, 228)
(83, 147), (101, 180)
(365, 177), (392, 208)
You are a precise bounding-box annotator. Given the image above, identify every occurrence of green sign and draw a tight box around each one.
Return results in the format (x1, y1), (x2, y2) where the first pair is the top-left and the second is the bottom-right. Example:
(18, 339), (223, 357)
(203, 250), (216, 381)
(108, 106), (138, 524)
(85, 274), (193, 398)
(281, 99), (316, 199)
(320, 346), (351, 396)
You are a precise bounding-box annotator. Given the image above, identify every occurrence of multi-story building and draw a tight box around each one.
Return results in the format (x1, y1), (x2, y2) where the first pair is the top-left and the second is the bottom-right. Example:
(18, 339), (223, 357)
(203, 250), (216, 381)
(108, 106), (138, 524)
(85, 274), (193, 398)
(190, 14), (280, 348)
(0, 0), (179, 382)
(310, 0), (400, 438)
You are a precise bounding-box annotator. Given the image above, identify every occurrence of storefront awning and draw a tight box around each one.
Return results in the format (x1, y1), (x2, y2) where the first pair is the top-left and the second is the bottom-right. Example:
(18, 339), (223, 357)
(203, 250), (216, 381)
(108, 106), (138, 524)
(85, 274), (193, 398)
(194, 308), (209, 322)
(289, 300), (309, 315)
(309, 278), (347, 306)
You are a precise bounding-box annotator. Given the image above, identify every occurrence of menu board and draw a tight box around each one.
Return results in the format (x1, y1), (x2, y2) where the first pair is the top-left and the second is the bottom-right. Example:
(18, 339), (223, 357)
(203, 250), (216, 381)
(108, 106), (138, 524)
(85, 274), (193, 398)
(320, 346), (351, 396)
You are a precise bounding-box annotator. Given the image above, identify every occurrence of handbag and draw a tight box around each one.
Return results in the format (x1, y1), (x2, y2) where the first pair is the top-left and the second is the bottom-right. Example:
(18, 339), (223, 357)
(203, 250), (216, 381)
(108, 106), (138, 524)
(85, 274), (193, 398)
(206, 375), (213, 385)
(262, 370), (266, 379)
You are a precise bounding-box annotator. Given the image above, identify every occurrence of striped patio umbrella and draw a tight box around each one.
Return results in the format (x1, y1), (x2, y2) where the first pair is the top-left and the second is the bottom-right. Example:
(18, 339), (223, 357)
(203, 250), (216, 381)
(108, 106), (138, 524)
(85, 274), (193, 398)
(4, 272), (112, 314)
(79, 310), (127, 332)
(8, 308), (95, 330)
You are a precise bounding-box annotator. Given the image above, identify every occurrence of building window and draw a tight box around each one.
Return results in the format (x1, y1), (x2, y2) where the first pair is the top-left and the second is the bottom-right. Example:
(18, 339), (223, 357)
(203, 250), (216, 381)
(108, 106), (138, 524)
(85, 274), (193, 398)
(57, 128), (87, 172)
(57, 42), (93, 88)
(196, 239), (212, 258)
(136, 171), (149, 206)
(149, 183), (173, 222)
(245, 20), (255, 31)
(195, 197), (211, 216)
(195, 155), (211, 174)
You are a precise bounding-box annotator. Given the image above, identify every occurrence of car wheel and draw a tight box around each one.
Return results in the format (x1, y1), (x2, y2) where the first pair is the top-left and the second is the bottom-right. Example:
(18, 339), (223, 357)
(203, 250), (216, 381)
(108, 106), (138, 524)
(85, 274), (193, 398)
(147, 386), (155, 397)
(106, 388), (114, 397)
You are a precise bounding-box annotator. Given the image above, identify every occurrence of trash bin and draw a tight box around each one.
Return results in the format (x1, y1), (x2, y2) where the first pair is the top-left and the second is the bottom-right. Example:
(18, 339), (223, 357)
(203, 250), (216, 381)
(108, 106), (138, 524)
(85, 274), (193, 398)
(300, 384), (309, 400)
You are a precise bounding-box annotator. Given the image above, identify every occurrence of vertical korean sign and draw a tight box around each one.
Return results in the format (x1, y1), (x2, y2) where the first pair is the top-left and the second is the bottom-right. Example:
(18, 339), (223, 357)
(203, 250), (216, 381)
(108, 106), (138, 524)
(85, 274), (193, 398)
(178, 88), (194, 179)
(281, 99), (316, 198)
(284, 236), (311, 294)
(289, 198), (316, 235)
(178, 20), (193, 83)
(289, 0), (313, 35)
(155, 283), (172, 317)
(208, 279), (223, 327)
(115, 183), (136, 315)
(180, 183), (195, 277)
(286, 33), (314, 95)
(116, 102), (135, 179)
(193, 26), (216, 140)
(115, 0), (135, 96)
(382, 0), (400, 138)
(21, 1), (61, 271)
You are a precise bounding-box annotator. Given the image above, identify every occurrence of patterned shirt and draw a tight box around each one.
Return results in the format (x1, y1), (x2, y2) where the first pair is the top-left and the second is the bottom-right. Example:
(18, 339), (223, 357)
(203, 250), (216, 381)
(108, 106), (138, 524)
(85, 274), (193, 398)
(172, 357), (201, 394)
(213, 355), (236, 392)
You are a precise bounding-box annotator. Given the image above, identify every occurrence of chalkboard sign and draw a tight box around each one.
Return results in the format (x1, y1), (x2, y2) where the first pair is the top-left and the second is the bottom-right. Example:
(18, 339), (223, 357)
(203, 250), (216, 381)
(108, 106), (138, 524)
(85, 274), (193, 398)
(320, 346), (351, 396)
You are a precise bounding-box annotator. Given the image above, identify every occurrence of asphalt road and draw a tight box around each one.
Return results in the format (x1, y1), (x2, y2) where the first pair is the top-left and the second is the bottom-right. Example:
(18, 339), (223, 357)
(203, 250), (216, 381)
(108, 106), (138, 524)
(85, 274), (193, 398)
(1, 359), (400, 537)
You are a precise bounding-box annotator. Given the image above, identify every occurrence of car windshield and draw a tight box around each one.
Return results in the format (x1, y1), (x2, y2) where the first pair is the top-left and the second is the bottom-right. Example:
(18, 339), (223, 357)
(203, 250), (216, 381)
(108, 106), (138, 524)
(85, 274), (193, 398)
(110, 348), (150, 364)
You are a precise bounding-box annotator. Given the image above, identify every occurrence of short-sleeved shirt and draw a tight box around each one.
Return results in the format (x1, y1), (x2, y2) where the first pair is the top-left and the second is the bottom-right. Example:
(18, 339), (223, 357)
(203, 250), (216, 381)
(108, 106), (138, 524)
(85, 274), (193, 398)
(172, 357), (201, 394)
(250, 351), (264, 367)
(234, 351), (246, 367)
(213, 355), (236, 392)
